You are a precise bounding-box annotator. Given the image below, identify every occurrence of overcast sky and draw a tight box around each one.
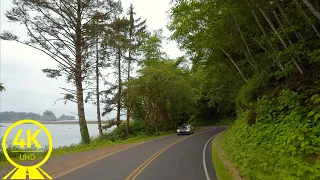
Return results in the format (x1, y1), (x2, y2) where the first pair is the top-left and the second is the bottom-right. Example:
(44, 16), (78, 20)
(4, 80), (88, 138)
(0, 0), (183, 120)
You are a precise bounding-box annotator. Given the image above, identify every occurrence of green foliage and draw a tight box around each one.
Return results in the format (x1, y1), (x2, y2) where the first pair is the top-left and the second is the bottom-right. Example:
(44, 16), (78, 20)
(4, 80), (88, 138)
(309, 49), (320, 63)
(168, 0), (320, 178)
(236, 73), (268, 109)
(223, 90), (320, 180)
(103, 125), (127, 141)
(102, 121), (172, 142)
(215, 117), (236, 126)
(129, 59), (197, 131)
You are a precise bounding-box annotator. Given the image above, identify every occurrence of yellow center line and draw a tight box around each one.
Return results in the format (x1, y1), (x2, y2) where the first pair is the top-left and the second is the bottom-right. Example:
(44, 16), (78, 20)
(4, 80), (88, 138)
(51, 143), (146, 179)
(51, 133), (177, 179)
(125, 128), (214, 180)
(124, 136), (189, 180)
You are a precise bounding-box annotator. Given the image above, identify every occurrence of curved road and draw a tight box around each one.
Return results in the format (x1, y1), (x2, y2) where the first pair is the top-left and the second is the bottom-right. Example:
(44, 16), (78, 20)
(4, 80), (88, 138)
(55, 126), (225, 180)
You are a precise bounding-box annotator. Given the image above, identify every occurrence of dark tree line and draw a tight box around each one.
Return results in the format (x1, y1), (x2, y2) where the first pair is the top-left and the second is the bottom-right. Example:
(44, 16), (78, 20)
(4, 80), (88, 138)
(0, 111), (75, 121)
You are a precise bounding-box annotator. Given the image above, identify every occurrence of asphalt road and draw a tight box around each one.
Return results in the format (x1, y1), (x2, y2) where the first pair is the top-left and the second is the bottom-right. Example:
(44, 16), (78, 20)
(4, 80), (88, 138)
(56, 126), (225, 180)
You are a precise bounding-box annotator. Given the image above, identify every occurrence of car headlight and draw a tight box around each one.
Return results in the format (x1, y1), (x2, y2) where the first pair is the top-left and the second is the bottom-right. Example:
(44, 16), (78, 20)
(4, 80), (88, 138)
(186, 129), (190, 131)
(177, 129), (180, 132)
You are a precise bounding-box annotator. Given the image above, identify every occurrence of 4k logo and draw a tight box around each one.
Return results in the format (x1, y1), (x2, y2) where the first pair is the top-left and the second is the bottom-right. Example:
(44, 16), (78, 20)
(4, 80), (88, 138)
(2, 119), (53, 179)
(13, 129), (42, 149)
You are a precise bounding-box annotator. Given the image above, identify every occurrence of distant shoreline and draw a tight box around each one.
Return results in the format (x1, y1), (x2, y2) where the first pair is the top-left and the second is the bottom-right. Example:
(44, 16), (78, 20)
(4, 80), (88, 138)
(0, 120), (110, 124)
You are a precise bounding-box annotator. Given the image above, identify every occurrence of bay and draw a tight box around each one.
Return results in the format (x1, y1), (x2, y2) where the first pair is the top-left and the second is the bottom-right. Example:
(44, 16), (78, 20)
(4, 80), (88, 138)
(0, 122), (114, 149)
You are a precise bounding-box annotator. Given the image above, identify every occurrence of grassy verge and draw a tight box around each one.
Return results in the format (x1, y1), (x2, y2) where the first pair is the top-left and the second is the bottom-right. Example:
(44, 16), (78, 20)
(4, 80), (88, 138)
(212, 131), (243, 180)
(0, 131), (175, 168)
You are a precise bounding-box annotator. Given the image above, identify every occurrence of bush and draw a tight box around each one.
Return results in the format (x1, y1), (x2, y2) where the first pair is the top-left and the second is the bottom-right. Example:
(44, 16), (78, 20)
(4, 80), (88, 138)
(236, 73), (268, 109)
(215, 116), (235, 126)
(102, 120), (173, 142)
(223, 89), (320, 180)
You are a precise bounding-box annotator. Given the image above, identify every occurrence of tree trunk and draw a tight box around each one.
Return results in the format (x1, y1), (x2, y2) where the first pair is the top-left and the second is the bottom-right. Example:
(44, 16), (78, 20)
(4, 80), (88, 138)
(75, 0), (90, 144)
(116, 48), (121, 128)
(125, 101), (130, 136)
(144, 104), (152, 133)
(259, 8), (304, 74)
(163, 109), (172, 130)
(275, 1), (306, 42)
(96, 37), (102, 136)
(275, 1), (310, 53)
(302, 0), (320, 20)
(144, 86), (152, 133)
(144, 110), (149, 133)
(259, 9), (286, 47)
(170, 98), (177, 129)
(126, 47), (132, 137)
(220, 47), (247, 82)
(153, 116), (158, 133)
(233, 16), (257, 71)
(247, 0), (284, 70)
(293, 0), (320, 39)
(273, 10), (304, 64)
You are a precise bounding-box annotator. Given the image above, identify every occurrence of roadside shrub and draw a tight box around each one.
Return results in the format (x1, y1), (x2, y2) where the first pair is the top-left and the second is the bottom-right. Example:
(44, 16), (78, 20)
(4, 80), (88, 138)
(0, 138), (4, 162)
(103, 124), (127, 141)
(223, 90), (320, 180)
(102, 120), (173, 142)
(130, 121), (145, 135)
(236, 73), (268, 109)
(215, 116), (235, 126)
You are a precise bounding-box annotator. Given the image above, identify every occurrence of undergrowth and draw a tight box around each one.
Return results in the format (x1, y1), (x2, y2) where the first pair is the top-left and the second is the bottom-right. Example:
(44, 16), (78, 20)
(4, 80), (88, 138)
(222, 89), (320, 180)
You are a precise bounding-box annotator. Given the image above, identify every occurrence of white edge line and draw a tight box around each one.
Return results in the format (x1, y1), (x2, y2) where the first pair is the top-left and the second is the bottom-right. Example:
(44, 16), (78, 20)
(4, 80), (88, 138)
(53, 134), (174, 179)
(203, 135), (215, 180)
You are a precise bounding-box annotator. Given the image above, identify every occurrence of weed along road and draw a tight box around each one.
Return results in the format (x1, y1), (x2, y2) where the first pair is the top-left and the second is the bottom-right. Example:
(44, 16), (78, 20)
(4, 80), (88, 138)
(54, 126), (225, 180)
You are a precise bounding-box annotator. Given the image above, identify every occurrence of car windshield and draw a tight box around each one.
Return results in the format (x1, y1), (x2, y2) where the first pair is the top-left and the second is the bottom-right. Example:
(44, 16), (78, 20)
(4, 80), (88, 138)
(180, 125), (187, 128)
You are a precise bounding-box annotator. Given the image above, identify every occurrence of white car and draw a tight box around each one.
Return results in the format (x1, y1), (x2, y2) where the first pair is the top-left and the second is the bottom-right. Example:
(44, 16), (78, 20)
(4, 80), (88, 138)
(177, 124), (194, 135)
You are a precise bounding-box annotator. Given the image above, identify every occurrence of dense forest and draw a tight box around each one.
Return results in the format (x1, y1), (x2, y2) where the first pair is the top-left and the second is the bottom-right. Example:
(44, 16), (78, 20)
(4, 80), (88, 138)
(1, 0), (320, 179)
(168, 0), (320, 179)
(0, 111), (75, 121)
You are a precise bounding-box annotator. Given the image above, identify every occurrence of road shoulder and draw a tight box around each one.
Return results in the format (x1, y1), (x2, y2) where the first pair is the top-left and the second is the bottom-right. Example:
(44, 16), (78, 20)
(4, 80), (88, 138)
(212, 131), (244, 180)
(0, 141), (146, 178)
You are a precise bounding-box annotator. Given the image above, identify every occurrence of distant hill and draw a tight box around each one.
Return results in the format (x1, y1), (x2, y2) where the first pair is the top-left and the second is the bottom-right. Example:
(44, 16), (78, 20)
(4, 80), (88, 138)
(58, 114), (76, 120)
(41, 110), (57, 121)
(0, 111), (76, 122)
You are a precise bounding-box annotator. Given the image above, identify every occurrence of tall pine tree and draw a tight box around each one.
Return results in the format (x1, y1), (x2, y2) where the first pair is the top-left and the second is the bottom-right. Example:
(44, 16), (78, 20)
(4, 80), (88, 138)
(124, 4), (147, 136)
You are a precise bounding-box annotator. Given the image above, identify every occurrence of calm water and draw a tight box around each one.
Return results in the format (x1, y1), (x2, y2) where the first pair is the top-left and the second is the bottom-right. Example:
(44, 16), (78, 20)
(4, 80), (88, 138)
(0, 123), (115, 149)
